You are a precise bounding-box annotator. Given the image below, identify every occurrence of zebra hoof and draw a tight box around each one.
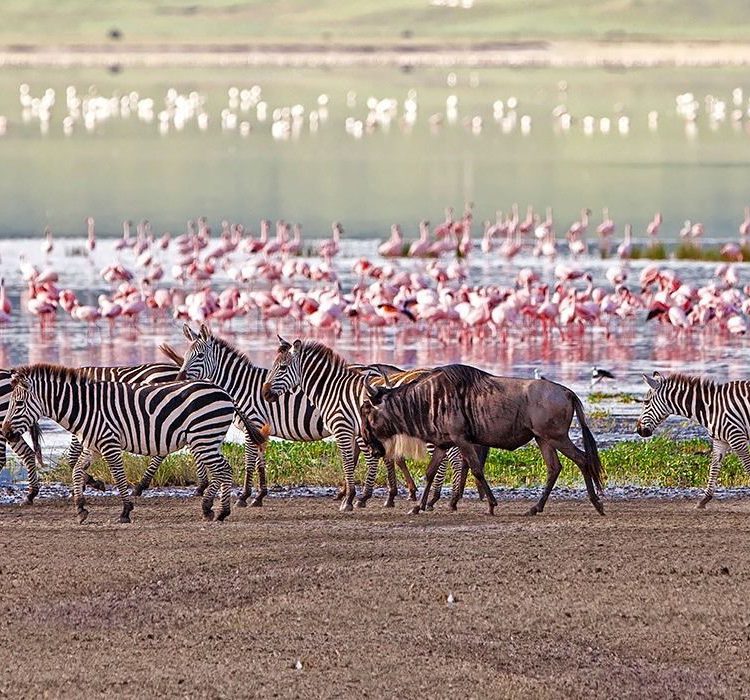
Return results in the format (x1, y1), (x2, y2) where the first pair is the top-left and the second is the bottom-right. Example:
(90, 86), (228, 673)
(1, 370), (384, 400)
(91, 479), (106, 492)
(339, 502), (353, 513)
(383, 500), (395, 508)
(525, 506), (539, 516)
(249, 498), (263, 508)
(77, 509), (89, 524)
(132, 485), (143, 497)
(235, 497), (248, 508)
(408, 506), (421, 515)
(203, 509), (215, 522)
(355, 499), (367, 509)
(119, 514), (131, 524)
(448, 503), (458, 512)
(408, 492), (417, 502)
(216, 509), (230, 522)
(425, 504), (434, 512)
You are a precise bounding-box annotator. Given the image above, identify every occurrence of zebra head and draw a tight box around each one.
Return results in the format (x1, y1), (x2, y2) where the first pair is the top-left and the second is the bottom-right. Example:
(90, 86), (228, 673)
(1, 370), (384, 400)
(261, 336), (301, 403)
(2, 369), (43, 444)
(177, 323), (217, 381)
(636, 372), (668, 437)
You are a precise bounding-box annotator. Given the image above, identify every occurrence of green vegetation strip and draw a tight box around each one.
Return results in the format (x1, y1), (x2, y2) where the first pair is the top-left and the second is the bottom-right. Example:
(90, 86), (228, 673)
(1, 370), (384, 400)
(37, 437), (749, 490)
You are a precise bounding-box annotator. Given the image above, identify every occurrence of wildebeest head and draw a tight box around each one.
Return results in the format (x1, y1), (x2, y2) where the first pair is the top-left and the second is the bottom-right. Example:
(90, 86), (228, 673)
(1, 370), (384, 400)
(635, 371), (666, 437)
(2, 370), (44, 464)
(359, 382), (395, 459)
(177, 322), (216, 381)
(261, 336), (301, 402)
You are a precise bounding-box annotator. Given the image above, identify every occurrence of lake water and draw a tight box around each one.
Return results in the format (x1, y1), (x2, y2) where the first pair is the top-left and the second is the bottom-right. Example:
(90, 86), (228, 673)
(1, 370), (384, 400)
(0, 65), (749, 240)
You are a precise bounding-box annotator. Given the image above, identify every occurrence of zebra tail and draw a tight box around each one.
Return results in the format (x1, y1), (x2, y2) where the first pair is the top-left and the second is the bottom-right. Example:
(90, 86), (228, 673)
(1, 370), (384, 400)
(158, 343), (183, 366)
(571, 392), (604, 493)
(235, 409), (271, 452)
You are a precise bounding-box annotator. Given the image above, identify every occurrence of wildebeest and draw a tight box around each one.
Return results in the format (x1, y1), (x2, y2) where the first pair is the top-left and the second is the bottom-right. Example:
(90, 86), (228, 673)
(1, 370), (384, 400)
(360, 364), (605, 515)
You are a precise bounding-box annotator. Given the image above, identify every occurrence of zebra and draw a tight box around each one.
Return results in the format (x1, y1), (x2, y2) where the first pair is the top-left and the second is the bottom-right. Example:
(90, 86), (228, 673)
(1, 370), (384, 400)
(260, 337), (482, 511)
(0, 361), (182, 503)
(1, 364), (267, 523)
(161, 323), (420, 507)
(636, 371), (750, 508)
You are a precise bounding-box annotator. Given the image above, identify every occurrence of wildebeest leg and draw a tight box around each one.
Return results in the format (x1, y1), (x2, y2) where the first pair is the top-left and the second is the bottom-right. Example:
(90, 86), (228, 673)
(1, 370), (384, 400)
(413, 447), (447, 515)
(456, 440), (496, 515)
(132, 457), (164, 496)
(553, 438), (605, 515)
(527, 438), (563, 515)
(396, 456), (417, 501)
(383, 458), (397, 507)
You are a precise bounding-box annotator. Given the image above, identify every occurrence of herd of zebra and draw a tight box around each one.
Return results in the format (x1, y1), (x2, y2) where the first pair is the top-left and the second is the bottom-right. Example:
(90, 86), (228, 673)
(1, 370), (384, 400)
(1, 322), (749, 523)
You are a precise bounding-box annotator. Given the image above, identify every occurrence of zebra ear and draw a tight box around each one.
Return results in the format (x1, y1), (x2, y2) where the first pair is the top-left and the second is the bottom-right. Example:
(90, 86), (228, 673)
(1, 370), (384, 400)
(643, 373), (660, 390)
(199, 323), (210, 340)
(183, 323), (199, 342)
(277, 335), (291, 352)
(293, 339), (302, 352)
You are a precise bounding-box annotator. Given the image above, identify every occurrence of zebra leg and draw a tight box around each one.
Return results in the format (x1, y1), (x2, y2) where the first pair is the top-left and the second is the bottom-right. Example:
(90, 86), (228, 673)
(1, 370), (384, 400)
(237, 434), (258, 507)
(426, 454), (449, 511)
(527, 438), (563, 515)
(193, 458), (210, 497)
(698, 438), (730, 509)
(101, 445), (134, 523)
(72, 449), (93, 523)
(250, 447), (268, 507)
(132, 457), (164, 496)
(357, 440), (380, 508)
(7, 436), (41, 504)
(68, 438), (104, 492)
(192, 444), (232, 521)
(449, 461), (469, 512)
(412, 447), (448, 515)
(334, 430), (358, 512)
(396, 456), (418, 501)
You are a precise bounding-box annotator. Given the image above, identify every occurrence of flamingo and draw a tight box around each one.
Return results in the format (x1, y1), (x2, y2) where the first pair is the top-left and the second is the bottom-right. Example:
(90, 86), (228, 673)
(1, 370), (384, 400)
(86, 217), (96, 254)
(617, 224), (633, 259)
(0, 278), (12, 315)
(408, 220), (431, 257)
(378, 224), (404, 258)
(740, 207), (750, 241)
(40, 226), (53, 256)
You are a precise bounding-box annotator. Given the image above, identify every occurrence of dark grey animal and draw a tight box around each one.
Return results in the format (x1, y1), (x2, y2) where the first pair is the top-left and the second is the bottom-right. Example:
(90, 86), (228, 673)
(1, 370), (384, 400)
(360, 364), (605, 516)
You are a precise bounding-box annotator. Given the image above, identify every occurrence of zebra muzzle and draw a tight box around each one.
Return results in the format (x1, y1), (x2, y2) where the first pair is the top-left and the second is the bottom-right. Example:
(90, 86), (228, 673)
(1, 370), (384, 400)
(635, 422), (652, 437)
(261, 383), (278, 402)
(1, 423), (19, 441)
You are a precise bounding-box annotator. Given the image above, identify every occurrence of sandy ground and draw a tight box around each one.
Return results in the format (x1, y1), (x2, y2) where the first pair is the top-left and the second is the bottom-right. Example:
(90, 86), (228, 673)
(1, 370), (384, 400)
(3, 41), (750, 68)
(1, 496), (749, 698)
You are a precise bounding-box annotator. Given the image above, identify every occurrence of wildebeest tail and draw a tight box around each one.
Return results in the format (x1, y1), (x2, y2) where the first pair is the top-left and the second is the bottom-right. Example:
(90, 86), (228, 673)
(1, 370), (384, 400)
(159, 343), (183, 366)
(571, 392), (604, 492)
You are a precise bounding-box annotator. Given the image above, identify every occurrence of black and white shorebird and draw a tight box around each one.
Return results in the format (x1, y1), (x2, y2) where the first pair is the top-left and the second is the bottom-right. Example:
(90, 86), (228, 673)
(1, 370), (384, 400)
(590, 366), (615, 387)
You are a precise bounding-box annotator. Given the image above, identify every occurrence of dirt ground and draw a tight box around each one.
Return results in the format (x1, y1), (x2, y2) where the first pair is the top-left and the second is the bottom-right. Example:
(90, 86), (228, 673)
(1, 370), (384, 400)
(1, 496), (749, 699)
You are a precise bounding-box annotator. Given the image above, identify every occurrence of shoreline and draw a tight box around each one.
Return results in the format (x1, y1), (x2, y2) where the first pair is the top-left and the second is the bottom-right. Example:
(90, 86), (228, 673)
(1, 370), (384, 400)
(3, 40), (750, 69)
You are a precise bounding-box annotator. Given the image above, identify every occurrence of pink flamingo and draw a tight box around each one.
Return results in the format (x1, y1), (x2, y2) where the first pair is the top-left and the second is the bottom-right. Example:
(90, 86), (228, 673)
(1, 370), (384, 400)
(86, 217), (96, 255)
(0, 278), (12, 315)
(740, 207), (750, 241)
(114, 220), (133, 251)
(378, 224), (404, 258)
(646, 212), (662, 239)
(617, 224), (633, 259)
(408, 220), (431, 258)
(318, 222), (342, 261)
(283, 223), (303, 256)
(40, 226), (53, 256)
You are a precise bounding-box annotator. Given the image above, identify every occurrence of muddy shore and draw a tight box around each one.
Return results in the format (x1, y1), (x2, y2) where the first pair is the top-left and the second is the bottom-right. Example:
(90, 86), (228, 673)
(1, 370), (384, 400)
(1, 497), (748, 698)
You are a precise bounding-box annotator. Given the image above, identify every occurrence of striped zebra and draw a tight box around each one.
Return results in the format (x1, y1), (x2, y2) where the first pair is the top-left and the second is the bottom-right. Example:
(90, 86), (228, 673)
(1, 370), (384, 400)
(637, 371), (750, 508)
(261, 337), (480, 511)
(162, 324), (419, 507)
(1, 364), (267, 523)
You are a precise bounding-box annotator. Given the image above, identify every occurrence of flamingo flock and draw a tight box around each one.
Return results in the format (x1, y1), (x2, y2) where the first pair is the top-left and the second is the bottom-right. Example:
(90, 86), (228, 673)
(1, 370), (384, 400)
(8, 205), (750, 344)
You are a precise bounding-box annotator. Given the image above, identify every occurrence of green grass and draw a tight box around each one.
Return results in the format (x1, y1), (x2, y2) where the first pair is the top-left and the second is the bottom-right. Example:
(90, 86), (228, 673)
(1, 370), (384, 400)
(589, 392), (639, 405)
(2, 1), (750, 46)
(35, 436), (750, 491)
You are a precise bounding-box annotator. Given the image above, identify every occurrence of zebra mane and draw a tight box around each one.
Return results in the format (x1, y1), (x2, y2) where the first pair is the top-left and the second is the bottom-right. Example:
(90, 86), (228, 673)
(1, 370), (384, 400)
(298, 339), (348, 372)
(13, 363), (89, 384)
(209, 333), (254, 367)
(664, 372), (719, 389)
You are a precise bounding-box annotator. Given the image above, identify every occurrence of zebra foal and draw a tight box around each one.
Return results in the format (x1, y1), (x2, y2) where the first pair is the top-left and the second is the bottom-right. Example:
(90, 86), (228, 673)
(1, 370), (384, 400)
(1, 364), (267, 523)
(636, 371), (750, 508)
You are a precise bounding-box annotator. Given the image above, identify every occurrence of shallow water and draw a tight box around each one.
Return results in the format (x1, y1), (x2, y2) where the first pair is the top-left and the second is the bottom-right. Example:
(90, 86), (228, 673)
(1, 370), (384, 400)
(1, 65), (750, 239)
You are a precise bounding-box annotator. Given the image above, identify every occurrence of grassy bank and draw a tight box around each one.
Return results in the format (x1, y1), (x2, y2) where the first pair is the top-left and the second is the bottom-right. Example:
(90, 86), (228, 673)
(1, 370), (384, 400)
(37, 437), (750, 490)
(2, 1), (750, 46)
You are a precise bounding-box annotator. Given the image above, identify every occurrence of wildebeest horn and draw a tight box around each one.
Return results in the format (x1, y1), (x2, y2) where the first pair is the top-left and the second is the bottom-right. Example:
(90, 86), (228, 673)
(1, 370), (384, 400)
(377, 368), (392, 388)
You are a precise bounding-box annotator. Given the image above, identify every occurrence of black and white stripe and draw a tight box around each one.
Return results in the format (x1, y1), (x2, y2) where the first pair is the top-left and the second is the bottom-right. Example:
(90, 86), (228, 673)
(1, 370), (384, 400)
(261, 338), (471, 511)
(637, 371), (750, 508)
(1, 364), (262, 523)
